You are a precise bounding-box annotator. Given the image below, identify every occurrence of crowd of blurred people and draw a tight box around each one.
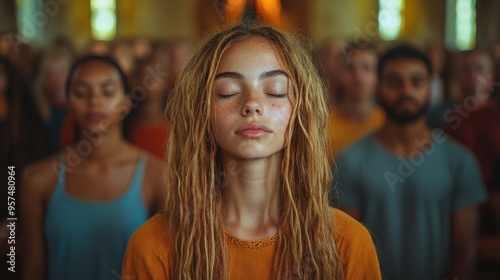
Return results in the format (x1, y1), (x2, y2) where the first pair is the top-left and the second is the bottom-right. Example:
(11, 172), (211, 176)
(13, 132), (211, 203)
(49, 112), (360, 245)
(0, 33), (193, 163)
(0, 33), (192, 279)
(320, 39), (500, 279)
(0, 26), (499, 279)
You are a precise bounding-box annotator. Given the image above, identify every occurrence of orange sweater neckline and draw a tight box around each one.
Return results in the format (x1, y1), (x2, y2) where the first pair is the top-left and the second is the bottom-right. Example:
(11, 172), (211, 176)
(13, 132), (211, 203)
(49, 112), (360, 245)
(224, 230), (278, 249)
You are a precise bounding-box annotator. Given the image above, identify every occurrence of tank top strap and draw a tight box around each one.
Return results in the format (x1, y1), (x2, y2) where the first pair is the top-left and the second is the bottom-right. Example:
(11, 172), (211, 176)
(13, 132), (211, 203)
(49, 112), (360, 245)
(50, 152), (66, 200)
(57, 152), (66, 187)
(127, 153), (147, 196)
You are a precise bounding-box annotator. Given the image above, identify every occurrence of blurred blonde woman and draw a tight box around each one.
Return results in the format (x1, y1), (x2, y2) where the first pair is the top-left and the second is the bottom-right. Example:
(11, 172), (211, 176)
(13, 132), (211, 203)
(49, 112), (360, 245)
(123, 24), (381, 279)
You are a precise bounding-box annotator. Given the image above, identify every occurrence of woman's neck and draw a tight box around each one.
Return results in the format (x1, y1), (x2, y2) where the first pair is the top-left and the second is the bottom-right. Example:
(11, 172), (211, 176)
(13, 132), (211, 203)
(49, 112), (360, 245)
(134, 109), (164, 124)
(76, 128), (129, 162)
(220, 152), (281, 240)
(338, 98), (375, 121)
(376, 117), (431, 156)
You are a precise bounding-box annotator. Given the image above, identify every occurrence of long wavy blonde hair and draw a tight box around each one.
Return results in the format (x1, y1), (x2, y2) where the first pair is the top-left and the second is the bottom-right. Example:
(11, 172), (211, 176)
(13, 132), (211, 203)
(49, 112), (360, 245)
(164, 24), (344, 279)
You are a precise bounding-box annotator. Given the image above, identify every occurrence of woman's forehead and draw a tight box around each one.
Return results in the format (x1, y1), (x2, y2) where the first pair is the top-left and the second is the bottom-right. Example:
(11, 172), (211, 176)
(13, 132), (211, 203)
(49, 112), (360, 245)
(73, 61), (121, 80)
(216, 37), (287, 75)
(69, 63), (125, 92)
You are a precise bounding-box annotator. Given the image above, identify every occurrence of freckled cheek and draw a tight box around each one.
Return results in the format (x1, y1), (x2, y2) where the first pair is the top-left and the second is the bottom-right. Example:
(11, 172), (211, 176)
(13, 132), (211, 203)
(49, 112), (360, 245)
(212, 103), (239, 128)
(271, 105), (292, 131)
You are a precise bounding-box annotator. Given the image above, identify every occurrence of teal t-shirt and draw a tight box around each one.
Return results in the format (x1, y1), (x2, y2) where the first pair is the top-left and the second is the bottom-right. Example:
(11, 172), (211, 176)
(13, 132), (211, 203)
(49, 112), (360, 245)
(331, 132), (487, 280)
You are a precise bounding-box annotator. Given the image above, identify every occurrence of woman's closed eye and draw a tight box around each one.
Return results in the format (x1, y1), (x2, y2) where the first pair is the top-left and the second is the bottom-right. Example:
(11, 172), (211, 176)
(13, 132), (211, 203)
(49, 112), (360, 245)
(72, 88), (88, 98)
(103, 88), (117, 97)
(263, 81), (289, 99)
(216, 92), (240, 99)
(266, 92), (288, 98)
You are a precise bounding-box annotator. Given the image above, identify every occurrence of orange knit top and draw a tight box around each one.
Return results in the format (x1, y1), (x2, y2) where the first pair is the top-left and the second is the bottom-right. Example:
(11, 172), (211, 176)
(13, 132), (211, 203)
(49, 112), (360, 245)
(122, 209), (381, 279)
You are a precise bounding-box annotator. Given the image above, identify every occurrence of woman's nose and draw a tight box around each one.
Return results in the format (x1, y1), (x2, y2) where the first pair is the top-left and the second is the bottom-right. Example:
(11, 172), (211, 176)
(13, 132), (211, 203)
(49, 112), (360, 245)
(241, 93), (264, 116)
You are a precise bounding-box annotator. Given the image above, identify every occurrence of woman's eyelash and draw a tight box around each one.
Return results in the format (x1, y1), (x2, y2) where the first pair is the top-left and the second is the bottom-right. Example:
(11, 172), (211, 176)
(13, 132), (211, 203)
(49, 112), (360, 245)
(73, 91), (87, 97)
(216, 93), (287, 99)
(267, 93), (287, 98)
(217, 94), (236, 99)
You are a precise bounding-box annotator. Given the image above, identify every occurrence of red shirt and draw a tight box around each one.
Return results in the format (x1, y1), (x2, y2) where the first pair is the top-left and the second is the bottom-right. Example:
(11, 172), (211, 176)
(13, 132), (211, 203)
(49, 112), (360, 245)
(446, 107), (500, 189)
(128, 121), (169, 159)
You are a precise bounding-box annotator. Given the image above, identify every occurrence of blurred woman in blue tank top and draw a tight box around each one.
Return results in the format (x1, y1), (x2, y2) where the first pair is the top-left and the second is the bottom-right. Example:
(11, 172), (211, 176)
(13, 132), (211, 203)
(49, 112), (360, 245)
(20, 55), (165, 280)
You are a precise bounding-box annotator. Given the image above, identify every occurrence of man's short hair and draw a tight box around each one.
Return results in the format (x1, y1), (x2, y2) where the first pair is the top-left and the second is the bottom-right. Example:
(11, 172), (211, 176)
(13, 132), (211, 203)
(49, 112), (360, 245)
(377, 44), (432, 79)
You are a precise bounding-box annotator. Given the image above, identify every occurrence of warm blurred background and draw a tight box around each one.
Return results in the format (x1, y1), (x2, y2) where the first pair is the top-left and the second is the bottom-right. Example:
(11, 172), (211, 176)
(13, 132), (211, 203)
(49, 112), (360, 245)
(1, 0), (499, 48)
(1, 0), (500, 279)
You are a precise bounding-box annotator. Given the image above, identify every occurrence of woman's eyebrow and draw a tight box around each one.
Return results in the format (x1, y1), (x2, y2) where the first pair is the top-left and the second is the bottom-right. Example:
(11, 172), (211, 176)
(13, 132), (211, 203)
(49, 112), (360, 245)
(214, 71), (244, 80)
(214, 69), (288, 81)
(71, 79), (116, 86)
(99, 80), (116, 86)
(71, 80), (88, 87)
(259, 69), (288, 80)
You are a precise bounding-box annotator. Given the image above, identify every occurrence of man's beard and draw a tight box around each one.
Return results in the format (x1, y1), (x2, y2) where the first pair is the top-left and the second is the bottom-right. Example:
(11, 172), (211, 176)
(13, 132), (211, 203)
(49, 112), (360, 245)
(379, 97), (429, 124)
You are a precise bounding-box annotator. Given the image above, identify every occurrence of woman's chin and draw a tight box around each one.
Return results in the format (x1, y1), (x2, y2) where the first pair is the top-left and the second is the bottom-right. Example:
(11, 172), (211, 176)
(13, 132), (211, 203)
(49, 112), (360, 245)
(223, 147), (283, 161)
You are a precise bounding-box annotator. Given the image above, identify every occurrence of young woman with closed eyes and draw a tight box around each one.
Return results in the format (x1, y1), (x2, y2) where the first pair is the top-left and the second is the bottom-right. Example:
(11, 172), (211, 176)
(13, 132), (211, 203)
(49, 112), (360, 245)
(21, 56), (165, 280)
(123, 24), (381, 280)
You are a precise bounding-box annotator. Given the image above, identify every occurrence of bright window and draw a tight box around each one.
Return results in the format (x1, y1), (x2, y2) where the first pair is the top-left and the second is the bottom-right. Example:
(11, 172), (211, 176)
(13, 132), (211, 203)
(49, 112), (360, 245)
(455, 0), (476, 50)
(91, 0), (116, 40)
(378, 0), (404, 40)
(16, 0), (43, 42)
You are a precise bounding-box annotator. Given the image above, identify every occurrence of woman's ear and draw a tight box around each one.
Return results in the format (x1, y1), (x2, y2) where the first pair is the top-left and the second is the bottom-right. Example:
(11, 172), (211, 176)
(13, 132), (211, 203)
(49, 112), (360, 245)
(0, 97), (10, 120)
(123, 94), (132, 111)
(67, 95), (75, 116)
(118, 94), (133, 119)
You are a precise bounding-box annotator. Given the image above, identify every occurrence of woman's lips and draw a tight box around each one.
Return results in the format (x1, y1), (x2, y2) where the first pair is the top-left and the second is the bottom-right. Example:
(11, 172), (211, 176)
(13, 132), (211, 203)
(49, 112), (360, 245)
(85, 113), (106, 122)
(235, 122), (272, 139)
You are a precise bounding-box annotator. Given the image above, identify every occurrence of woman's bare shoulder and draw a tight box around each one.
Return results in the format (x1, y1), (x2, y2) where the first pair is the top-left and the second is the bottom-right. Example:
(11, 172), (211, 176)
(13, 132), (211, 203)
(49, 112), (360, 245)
(22, 153), (62, 188)
(21, 152), (64, 202)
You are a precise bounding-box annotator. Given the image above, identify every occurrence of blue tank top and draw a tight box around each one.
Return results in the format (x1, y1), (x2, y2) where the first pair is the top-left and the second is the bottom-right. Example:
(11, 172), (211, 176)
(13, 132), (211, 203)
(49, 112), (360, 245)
(44, 153), (149, 280)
